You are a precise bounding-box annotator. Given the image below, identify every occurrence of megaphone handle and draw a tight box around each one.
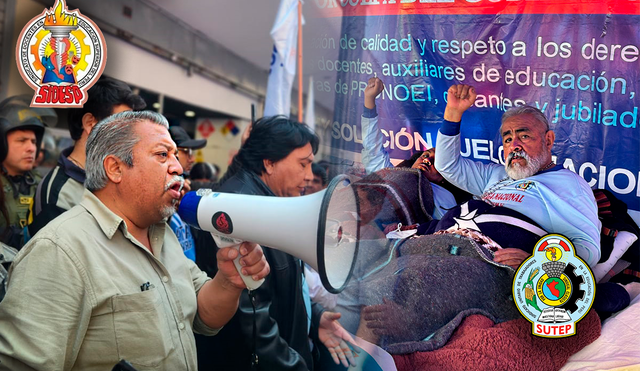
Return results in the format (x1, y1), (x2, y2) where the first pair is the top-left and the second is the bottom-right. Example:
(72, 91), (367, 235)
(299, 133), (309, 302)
(211, 234), (265, 291)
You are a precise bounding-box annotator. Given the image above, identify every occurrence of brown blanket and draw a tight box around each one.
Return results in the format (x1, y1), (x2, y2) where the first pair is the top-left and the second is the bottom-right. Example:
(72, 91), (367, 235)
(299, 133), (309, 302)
(392, 310), (601, 371)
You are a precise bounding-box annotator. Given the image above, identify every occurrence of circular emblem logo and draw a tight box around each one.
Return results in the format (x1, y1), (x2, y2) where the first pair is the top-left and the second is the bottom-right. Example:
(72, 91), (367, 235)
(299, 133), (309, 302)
(513, 234), (595, 338)
(15, 0), (107, 107)
(212, 211), (233, 235)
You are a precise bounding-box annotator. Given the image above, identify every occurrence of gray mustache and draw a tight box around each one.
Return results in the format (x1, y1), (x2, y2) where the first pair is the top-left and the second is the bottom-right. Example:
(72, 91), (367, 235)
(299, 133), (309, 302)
(165, 175), (185, 192)
(507, 151), (529, 165)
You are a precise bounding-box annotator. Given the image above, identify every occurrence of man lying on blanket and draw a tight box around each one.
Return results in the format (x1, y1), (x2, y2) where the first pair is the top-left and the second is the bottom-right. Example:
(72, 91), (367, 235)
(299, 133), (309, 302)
(341, 85), (603, 354)
(434, 84), (601, 269)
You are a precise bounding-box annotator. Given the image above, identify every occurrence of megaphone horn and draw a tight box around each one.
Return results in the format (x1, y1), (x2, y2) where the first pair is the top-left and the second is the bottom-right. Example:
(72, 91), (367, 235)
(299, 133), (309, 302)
(178, 175), (359, 293)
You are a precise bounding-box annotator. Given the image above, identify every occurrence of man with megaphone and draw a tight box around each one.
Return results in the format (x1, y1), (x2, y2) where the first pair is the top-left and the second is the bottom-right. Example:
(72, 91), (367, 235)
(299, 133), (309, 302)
(194, 116), (356, 371)
(0, 111), (270, 370)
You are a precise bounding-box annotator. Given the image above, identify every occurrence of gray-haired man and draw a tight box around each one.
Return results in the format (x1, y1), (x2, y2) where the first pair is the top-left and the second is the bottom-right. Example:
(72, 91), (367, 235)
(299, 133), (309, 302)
(435, 84), (601, 268)
(0, 111), (269, 371)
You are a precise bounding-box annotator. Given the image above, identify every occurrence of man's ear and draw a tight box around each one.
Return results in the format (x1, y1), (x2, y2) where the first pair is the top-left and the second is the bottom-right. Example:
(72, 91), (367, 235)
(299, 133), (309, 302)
(104, 155), (124, 184)
(263, 159), (275, 175)
(545, 130), (555, 150)
(82, 112), (98, 136)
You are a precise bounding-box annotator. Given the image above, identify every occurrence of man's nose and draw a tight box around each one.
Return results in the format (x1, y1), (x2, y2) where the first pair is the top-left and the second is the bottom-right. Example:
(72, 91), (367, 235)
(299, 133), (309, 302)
(511, 138), (523, 151)
(305, 166), (313, 181)
(170, 155), (184, 175)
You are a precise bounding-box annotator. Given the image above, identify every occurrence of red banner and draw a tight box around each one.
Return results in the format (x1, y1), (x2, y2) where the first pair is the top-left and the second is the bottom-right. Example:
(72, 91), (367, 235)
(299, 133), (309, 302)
(314, 0), (640, 18)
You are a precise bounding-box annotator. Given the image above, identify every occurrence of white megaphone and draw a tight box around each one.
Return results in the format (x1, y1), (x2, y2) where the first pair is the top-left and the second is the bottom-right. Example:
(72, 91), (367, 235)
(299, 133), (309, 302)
(178, 175), (359, 293)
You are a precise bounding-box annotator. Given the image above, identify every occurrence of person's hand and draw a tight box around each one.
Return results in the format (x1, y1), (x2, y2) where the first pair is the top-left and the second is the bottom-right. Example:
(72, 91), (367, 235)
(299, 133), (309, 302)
(494, 248), (530, 270)
(361, 298), (406, 337)
(241, 121), (253, 146)
(444, 84), (477, 122)
(216, 242), (270, 290)
(364, 77), (384, 109)
(181, 178), (191, 196)
(318, 311), (357, 367)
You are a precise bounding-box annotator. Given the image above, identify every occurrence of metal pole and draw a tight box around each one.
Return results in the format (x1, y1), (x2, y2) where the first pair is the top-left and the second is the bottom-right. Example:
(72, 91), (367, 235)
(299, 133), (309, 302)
(297, 0), (303, 122)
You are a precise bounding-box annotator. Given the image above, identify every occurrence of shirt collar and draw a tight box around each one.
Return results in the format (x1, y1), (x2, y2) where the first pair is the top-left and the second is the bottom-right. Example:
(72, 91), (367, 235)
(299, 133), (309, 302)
(79, 189), (166, 252)
(59, 146), (86, 183)
(538, 164), (563, 175)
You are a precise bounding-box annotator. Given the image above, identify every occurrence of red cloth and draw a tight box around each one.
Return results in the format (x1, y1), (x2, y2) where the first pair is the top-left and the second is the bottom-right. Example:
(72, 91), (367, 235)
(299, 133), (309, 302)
(393, 310), (601, 371)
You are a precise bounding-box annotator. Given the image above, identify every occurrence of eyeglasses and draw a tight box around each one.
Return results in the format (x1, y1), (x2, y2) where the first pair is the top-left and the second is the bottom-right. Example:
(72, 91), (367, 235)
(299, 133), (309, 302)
(178, 148), (194, 157)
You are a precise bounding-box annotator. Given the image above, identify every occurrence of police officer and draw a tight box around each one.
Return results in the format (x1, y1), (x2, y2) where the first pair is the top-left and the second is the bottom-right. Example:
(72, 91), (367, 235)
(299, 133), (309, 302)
(0, 95), (56, 248)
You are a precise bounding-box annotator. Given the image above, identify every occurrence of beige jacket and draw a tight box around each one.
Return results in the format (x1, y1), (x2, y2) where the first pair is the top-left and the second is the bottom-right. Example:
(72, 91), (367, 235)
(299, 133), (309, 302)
(0, 190), (218, 371)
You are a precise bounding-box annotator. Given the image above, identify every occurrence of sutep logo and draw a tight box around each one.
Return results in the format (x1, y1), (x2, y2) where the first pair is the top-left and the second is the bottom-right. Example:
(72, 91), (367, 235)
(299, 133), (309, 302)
(15, 0), (106, 108)
(513, 234), (595, 338)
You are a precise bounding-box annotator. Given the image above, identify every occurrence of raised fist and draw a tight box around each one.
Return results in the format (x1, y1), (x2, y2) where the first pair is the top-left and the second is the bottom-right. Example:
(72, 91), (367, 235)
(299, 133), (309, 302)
(364, 77), (384, 109)
(444, 84), (478, 122)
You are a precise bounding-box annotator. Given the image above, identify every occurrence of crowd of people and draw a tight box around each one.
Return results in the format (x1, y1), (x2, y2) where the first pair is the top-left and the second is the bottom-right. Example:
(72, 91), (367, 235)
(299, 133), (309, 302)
(0, 75), (637, 371)
(0, 77), (355, 371)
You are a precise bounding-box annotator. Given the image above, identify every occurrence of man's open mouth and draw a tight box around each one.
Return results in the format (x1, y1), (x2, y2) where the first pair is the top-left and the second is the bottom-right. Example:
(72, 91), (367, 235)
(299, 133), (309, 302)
(165, 176), (185, 195)
(509, 152), (527, 166)
(170, 182), (183, 192)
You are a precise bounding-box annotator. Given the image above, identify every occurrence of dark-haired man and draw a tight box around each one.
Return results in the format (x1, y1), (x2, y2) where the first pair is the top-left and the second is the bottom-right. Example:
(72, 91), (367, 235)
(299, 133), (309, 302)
(30, 77), (146, 235)
(0, 96), (55, 248)
(169, 126), (206, 176)
(305, 163), (329, 195)
(197, 116), (355, 371)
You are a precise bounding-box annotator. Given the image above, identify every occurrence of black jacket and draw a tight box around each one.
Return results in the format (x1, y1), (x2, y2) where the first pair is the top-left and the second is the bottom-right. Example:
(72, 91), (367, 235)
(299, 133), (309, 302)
(195, 169), (324, 371)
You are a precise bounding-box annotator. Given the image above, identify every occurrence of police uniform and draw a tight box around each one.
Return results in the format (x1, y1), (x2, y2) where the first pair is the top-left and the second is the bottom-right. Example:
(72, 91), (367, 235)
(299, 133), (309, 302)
(1, 171), (40, 248)
(0, 95), (56, 249)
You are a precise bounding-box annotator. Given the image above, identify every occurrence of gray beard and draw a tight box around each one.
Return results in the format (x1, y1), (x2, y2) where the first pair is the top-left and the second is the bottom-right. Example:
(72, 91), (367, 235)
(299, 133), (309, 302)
(161, 204), (176, 219)
(504, 151), (546, 180)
